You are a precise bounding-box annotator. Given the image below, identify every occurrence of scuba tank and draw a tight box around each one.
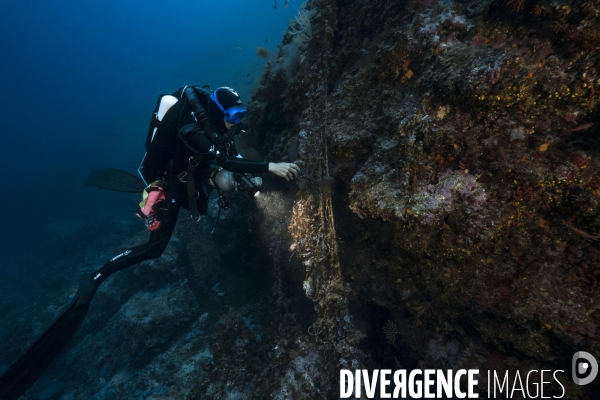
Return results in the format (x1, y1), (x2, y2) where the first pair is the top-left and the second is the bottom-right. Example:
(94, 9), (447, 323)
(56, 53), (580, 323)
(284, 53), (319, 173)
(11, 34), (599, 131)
(139, 94), (182, 185)
(151, 95), (178, 142)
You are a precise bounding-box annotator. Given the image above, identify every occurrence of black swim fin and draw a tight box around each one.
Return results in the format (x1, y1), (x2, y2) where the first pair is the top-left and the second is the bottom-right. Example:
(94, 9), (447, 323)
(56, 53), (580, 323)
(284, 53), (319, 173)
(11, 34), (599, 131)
(83, 168), (146, 193)
(0, 275), (97, 400)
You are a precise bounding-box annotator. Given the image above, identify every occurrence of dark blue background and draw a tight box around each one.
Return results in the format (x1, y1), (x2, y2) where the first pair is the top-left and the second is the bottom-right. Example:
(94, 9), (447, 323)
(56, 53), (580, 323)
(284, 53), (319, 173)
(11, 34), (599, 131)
(0, 0), (299, 258)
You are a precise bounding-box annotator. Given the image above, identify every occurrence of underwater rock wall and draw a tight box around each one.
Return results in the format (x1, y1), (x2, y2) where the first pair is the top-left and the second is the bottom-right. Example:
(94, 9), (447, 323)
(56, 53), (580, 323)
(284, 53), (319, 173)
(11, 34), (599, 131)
(228, 0), (600, 397)
(4, 0), (600, 398)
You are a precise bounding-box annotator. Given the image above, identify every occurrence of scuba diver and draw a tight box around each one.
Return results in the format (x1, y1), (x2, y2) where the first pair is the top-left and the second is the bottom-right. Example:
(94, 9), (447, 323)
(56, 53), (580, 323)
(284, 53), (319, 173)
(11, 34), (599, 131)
(0, 85), (299, 400)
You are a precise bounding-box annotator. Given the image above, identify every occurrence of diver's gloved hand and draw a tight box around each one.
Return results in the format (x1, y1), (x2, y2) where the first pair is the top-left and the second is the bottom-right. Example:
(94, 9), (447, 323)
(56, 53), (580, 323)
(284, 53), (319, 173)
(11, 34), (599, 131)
(268, 162), (300, 181)
(250, 177), (263, 187)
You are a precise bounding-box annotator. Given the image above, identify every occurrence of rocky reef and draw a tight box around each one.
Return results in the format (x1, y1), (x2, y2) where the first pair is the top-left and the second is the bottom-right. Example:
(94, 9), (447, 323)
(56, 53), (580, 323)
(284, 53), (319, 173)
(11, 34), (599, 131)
(2, 0), (600, 399)
(233, 0), (600, 397)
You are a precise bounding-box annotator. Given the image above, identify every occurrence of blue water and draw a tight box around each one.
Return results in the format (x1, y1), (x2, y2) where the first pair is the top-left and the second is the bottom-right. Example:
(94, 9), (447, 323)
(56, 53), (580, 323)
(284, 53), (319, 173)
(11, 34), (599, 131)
(0, 0), (300, 258)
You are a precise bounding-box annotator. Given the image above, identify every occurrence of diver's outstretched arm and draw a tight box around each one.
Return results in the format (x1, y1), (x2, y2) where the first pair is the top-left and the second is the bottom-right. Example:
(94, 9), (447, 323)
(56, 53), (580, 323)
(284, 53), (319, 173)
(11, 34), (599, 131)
(0, 200), (180, 400)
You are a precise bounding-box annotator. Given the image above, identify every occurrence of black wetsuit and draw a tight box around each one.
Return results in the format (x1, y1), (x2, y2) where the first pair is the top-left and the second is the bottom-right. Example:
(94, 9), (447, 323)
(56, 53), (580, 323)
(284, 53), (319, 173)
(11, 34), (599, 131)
(0, 88), (273, 399)
(89, 89), (268, 288)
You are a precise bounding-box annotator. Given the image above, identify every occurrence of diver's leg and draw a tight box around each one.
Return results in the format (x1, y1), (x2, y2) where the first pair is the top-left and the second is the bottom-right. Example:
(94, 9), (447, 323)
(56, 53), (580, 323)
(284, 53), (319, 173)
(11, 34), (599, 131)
(0, 201), (181, 399)
(90, 199), (180, 287)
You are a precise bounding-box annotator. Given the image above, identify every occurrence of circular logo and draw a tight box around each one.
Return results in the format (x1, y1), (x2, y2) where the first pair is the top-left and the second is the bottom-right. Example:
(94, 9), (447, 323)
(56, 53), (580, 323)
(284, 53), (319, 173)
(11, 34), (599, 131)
(572, 351), (598, 386)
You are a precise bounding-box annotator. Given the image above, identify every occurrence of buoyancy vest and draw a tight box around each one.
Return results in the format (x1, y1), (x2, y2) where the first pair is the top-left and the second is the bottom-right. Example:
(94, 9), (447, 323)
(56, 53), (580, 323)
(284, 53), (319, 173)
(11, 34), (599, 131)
(139, 85), (219, 185)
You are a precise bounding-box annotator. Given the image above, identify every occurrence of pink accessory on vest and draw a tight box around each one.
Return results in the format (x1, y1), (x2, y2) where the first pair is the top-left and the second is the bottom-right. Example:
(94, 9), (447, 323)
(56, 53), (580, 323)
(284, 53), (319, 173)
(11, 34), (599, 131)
(137, 182), (166, 231)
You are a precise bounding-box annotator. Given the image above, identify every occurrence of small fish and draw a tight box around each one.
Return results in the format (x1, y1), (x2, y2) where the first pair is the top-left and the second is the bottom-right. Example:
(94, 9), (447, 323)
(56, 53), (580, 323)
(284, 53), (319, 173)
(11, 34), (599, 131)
(571, 123), (593, 131)
(265, 38), (268, 44)
(237, 47), (242, 50)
